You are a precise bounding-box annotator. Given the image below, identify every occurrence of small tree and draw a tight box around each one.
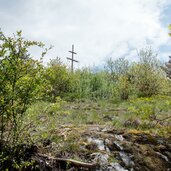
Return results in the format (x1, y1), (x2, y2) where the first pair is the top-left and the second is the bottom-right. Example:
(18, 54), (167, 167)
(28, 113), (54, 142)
(117, 75), (130, 100)
(0, 30), (46, 146)
(45, 57), (71, 101)
(73, 68), (92, 99)
(105, 57), (129, 82)
(131, 48), (162, 97)
(105, 57), (130, 100)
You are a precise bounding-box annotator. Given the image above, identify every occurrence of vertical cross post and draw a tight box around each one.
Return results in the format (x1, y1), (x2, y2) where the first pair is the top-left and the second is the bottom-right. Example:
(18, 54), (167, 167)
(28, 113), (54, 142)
(67, 45), (79, 72)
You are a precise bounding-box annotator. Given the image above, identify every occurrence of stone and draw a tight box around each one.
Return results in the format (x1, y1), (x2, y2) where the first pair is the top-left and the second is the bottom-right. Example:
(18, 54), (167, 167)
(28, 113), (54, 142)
(119, 151), (134, 167)
(115, 135), (124, 141)
(90, 152), (109, 165)
(88, 137), (105, 151)
(113, 141), (123, 151)
(110, 162), (129, 171)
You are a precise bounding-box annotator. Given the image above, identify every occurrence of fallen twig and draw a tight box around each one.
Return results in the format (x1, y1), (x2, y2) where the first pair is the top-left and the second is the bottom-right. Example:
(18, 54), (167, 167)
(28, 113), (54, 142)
(37, 153), (97, 169)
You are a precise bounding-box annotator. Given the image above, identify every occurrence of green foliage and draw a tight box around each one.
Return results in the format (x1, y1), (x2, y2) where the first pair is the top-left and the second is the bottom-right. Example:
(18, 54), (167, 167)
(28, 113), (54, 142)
(117, 75), (131, 100)
(68, 68), (114, 100)
(72, 68), (91, 99)
(0, 144), (38, 170)
(110, 95), (171, 133)
(90, 72), (113, 99)
(0, 30), (49, 170)
(22, 98), (68, 143)
(26, 97), (66, 118)
(128, 98), (155, 120)
(105, 57), (131, 100)
(105, 57), (129, 82)
(45, 57), (71, 101)
(130, 48), (163, 97)
(0, 30), (48, 145)
(128, 95), (171, 120)
(43, 50), (169, 102)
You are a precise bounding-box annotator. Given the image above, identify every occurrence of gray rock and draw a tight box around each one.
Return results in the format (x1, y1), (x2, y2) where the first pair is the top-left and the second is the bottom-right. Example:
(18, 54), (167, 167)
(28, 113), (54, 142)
(88, 137), (105, 151)
(115, 135), (124, 141)
(90, 152), (109, 165)
(119, 151), (134, 167)
(109, 162), (129, 171)
(113, 141), (123, 151)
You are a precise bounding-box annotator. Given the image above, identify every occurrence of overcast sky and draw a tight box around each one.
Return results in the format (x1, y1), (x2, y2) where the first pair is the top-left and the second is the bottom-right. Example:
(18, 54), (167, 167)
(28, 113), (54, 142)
(1, 0), (171, 68)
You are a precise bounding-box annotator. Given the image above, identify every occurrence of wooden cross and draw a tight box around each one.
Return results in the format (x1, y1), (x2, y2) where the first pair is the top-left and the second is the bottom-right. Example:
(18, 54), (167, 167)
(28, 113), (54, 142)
(67, 45), (79, 72)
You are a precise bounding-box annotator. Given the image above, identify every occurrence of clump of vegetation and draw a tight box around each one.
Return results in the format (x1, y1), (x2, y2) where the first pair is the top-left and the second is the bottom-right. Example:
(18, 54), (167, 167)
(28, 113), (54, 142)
(0, 30), (49, 169)
(0, 30), (47, 144)
(123, 95), (171, 134)
(45, 57), (72, 101)
(130, 48), (163, 97)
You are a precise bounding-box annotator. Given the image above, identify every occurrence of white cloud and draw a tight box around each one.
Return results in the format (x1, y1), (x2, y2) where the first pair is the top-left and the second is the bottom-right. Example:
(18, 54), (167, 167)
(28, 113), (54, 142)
(0, 0), (171, 67)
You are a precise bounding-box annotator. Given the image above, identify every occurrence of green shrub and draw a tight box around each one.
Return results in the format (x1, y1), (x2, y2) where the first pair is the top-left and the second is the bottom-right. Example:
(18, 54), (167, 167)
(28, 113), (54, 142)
(130, 48), (163, 97)
(0, 30), (47, 146)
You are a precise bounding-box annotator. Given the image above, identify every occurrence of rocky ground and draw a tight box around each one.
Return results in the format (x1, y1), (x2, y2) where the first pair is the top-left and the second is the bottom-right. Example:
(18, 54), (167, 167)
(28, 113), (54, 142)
(1, 99), (170, 171)
(30, 125), (171, 171)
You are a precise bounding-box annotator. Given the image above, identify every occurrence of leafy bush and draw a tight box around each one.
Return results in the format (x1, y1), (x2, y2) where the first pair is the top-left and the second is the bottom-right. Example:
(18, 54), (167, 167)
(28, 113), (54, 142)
(45, 57), (72, 101)
(130, 48), (163, 97)
(0, 30), (48, 145)
(0, 30), (48, 170)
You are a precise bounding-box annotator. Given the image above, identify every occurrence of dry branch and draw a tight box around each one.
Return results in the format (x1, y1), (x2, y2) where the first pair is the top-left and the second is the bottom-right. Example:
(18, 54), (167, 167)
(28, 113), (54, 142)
(37, 153), (97, 169)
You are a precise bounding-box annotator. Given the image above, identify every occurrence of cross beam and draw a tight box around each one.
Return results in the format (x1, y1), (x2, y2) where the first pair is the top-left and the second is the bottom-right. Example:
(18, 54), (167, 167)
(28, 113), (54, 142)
(67, 45), (79, 72)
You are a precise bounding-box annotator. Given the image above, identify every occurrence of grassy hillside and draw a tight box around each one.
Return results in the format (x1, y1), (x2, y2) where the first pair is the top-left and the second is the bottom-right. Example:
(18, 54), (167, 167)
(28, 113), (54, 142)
(0, 30), (170, 170)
